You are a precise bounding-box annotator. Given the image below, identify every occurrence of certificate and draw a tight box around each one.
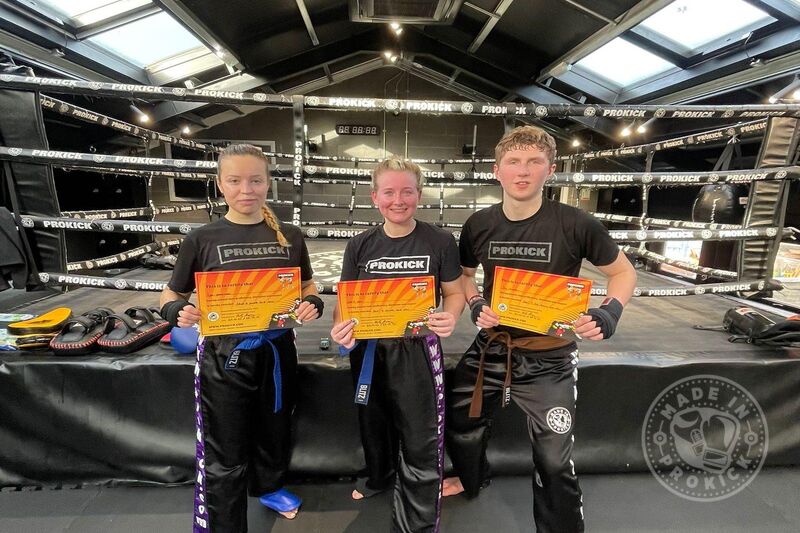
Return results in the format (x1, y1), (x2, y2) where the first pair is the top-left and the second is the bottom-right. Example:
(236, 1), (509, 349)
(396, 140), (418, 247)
(337, 276), (436, 339)
(491, 266), (592, 341)
(195, 267), (302, 336)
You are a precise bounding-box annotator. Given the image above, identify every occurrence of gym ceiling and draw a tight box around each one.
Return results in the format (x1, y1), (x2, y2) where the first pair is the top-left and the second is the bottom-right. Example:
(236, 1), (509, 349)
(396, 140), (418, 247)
(2, 0), (800, 168)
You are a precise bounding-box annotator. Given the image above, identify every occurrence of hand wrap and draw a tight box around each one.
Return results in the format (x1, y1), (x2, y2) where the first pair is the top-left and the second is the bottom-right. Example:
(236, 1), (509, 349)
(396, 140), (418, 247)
(302, 294), (324, 318)
(586, 297), (624, 339)
(161, 299), (194, 329)
(469, 296), (488, 326)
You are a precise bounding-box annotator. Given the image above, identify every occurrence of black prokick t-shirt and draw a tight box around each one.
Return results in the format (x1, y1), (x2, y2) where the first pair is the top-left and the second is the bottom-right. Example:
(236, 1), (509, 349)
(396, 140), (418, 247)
(340, 220), (462, 305)
(460, 199), (619, 337)
(169, 217), (313, 293)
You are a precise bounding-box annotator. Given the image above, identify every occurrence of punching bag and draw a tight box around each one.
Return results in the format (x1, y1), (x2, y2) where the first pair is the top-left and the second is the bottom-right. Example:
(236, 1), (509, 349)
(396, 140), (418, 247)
(691, 184), (744, 225)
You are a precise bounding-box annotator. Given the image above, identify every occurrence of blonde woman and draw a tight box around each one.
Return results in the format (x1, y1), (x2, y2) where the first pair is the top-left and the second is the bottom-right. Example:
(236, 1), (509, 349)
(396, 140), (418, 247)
(330, 156), (464, 532)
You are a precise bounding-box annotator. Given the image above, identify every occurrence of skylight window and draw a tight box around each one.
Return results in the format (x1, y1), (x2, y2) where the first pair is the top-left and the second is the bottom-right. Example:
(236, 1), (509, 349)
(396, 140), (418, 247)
(88, 11), (204, 67)
(574, 38), (677, 88)
(637, 0), (775, 56)
(32, 0), (152, 28)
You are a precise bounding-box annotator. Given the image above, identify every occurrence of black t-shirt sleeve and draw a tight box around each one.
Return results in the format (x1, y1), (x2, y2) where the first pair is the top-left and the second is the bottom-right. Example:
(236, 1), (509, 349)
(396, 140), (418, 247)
(459, 217), (480, 269)
(575, 211), (619, 266)
(440, 232), (462, 282)
(339, 238), (360, 282)
(168, 235), (199, 293)
(299, 239), (313, 281)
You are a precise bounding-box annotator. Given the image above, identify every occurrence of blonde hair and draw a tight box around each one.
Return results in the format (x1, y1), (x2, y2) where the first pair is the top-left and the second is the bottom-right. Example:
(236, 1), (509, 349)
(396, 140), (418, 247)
(371, 155), (425, 191)
(217, 143), (289, 247)
(495, 125), (557, 164)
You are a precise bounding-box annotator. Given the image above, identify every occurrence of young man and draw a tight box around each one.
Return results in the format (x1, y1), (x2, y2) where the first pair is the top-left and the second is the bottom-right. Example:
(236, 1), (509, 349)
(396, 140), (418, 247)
(443, 126), (637, 532)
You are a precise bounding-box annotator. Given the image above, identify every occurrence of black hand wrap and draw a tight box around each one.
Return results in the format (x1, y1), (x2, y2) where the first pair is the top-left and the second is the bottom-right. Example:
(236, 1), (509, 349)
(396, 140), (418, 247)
(302, 294), (324, 318)
(469, 296), (488, 326)
(161, 299), (194, 329)
(586, 297), (624, 339)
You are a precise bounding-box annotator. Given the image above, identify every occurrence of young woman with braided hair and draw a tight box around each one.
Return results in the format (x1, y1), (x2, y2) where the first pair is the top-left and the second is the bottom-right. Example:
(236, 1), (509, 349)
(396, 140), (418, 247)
(160, 144), (323, 531)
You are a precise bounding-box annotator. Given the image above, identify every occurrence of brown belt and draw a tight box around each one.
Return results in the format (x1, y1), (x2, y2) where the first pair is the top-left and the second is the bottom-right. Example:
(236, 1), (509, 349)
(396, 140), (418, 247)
(468, 329), (573, 418)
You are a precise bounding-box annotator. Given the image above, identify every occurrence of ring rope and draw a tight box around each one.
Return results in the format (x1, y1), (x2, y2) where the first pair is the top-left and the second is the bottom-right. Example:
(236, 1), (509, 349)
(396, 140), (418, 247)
(16, 214), (788, 242)
(620, 245), (738, 280)
(34, 271), (779, 296)
(66, 239), (182, 272)
(555, 120), (767, 162)
(5, 74), (800, 118)
(57, 165), (215, 180)
(16, 215), (203, 234)
(4, 147), (795, 187)
(40, 95), (220, 153)
(62, 201), (226, 220)
(17, 147), (800, 186)
(592, 213), (741, 230)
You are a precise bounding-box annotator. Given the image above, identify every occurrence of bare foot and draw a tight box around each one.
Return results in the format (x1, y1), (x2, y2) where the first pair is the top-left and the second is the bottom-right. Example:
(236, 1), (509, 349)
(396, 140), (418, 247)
(442, 477), (464, 497)
(278, 508), (299, 520)
(352, 489), (365, 500)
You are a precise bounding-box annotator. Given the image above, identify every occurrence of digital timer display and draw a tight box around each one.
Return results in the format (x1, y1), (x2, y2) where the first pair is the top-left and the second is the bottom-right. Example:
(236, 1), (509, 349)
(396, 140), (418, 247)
(336, 124), (379, 135)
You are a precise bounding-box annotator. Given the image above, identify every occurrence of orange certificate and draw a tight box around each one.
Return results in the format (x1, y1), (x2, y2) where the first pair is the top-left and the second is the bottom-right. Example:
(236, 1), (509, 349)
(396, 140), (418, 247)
(195, 267), (302, 336)
(491, 266), (592, 341)
(337, 276), (436, 339)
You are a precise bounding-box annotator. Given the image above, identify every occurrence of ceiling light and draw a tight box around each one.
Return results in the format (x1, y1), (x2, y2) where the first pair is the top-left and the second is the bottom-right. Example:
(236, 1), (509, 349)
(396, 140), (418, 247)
(383, 51), (393, 59)
(394, 28), (403, 36)
(182, 126), (190, 135)
(390, 22), (400, 30)
(636, 124), (647, 134)
(390, 55), (398, 63)
(571, 139), (581, 147)
(767, 76), (800, 103)
(130, 104), (149, 123)
(621, 126), (632, 137)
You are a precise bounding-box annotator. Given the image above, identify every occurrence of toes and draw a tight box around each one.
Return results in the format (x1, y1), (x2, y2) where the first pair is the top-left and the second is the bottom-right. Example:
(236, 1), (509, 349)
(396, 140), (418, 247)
(352, 489), (364, 500)
(280, 508), (299, 520)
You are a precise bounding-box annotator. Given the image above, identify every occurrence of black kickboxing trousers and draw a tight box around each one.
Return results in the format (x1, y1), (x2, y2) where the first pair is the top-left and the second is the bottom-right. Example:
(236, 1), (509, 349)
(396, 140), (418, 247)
(445, 332), (584, 533)
(192, 331), (298, 533)
(348, 336), (445, 533)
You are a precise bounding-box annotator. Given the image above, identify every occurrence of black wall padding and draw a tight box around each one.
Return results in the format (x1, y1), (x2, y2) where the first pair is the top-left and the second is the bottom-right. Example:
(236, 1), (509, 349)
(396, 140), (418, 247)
(1, 351), (799, 487)
(738, 117), (800, 281)
(0, 59), (65, 275)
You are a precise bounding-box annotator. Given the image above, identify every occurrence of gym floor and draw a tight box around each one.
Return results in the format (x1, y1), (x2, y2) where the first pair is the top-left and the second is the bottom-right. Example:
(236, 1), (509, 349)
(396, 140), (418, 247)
(1, 468), (799, 532)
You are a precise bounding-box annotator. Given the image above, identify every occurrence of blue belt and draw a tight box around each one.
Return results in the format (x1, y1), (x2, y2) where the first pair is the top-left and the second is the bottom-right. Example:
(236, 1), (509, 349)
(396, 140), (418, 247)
(340, 340), (377, 406)
(233, 329), (289, 413)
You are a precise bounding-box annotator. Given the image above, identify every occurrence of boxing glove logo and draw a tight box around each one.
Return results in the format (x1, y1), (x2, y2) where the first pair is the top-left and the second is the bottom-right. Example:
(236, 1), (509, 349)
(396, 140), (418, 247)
(671, 407), (738, 473)
(642, 375), (767, 501)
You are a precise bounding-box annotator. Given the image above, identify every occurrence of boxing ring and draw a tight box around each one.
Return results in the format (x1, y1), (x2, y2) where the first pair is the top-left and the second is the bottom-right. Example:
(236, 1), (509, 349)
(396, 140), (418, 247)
(2, 72), (800, 531)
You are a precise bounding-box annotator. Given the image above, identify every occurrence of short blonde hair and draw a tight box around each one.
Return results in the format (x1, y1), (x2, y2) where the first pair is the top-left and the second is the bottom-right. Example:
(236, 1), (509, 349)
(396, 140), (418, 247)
(495, 125), (557, 164)
(216, 143), (289, 247)
(371, 156), (425, 191)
